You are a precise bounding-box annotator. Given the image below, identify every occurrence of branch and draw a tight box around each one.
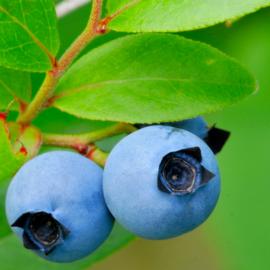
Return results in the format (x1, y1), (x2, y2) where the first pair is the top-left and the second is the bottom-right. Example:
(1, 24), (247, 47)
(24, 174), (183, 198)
(41, 122), (135, 167)
(42, 123), (136, 148)
(57, 0), (103, 72)
(42, 123), (136, 166)
(85, 145), (108, 167)
(17, 0), (103, 124)
(56, 0), (91, 18)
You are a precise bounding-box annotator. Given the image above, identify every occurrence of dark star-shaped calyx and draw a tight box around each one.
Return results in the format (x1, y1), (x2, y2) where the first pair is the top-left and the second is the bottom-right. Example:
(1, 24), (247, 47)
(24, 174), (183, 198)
(12, 211), (69, 255)
(158, 147), (215, 195)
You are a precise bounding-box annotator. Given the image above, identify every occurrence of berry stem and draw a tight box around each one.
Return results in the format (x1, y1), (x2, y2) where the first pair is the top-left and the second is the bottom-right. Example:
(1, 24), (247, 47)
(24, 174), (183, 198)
(42, 123), (136, 148)
(86, 145), (108, 167)
(17, 0), (104, 125)
(57, 0), (103, 73)
(42, 123), (136, 166)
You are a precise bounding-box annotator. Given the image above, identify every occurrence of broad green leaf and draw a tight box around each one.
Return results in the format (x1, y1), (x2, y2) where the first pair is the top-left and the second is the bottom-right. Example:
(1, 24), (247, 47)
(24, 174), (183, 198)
(106, 0), (270, 32)
(0, 0), (59, 72)
(0, 66), (31, 110)
(54, 34), (255, 123)
(0, 224), (134, 270)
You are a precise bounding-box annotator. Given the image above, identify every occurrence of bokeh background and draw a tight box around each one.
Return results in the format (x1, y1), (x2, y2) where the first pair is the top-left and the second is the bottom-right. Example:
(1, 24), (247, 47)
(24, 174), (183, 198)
(6, 4), (270, 270)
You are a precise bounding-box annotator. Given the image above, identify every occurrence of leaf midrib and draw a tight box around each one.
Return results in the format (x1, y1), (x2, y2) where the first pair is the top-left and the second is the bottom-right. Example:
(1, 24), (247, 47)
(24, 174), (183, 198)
(57, 76), (254, 98)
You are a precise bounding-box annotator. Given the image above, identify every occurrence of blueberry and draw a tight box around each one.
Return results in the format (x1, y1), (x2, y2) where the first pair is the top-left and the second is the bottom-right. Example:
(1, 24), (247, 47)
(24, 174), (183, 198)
(137, 117), (230, 154)
(103, 126), (220, 240)
(136, 117), (208, 138)
(170, 117), (230, 154)
(6, 151), (114, 263)
(168, 117), (208, 139)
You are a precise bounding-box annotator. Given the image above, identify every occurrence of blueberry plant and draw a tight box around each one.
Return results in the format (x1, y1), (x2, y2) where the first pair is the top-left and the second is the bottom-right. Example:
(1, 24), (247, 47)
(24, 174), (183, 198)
(0, 0), (270, 268)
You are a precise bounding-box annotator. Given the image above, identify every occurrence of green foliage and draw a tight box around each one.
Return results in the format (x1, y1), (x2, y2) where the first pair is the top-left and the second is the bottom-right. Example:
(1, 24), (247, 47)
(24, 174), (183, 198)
(0, 66), (31, 110)
(0, 0), (265, 269)
(107, 0), (270, 32)
(0, 0), (59, 72)
(54, 33), (255, 123)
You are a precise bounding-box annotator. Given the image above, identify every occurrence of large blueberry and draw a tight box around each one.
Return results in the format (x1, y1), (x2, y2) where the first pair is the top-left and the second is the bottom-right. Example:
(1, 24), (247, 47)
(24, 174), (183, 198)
(103, 126), (220, 240)
(6, 151), (114, 263)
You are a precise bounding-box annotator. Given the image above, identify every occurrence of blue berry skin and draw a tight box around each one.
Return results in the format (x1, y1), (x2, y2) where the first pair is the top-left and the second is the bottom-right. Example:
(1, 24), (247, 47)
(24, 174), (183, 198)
(103, 126), (220, 240)
(6, 151), (114, 263)
(137, 116), (208, 139)
(168, 117), (208, 139)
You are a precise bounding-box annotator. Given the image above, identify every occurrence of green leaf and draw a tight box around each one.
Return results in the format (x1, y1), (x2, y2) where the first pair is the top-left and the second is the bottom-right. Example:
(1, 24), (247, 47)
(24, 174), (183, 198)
(54, 34), (256, 124)
(0, 0), (59, 72)
(0, 224), (134, 270)
(0, 66), (31, 110)
(106, 0), (270, 32)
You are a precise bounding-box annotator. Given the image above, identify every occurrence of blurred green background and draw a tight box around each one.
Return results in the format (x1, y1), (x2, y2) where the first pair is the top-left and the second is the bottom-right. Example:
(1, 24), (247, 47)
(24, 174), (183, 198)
(9, 4), (270, 270)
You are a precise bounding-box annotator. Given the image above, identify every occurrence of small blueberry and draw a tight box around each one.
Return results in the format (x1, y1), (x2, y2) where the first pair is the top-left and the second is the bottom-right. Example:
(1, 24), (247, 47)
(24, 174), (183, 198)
(137, 117), (230, 154)
(6, 151), (114, 263)
(136, 117), (208, 138)
(167, 116), (209, 139)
